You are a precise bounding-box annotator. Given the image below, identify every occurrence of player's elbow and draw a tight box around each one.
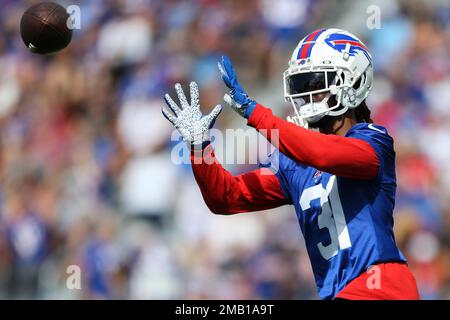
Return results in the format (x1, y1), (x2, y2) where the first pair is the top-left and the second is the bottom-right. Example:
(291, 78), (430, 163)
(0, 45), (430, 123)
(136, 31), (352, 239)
(203, 199), (232, 215)
(208, 205), (235, 215)
(202, 191), (244, 215)
(205, 200), (239, 215)
(210, 207), (231, 215)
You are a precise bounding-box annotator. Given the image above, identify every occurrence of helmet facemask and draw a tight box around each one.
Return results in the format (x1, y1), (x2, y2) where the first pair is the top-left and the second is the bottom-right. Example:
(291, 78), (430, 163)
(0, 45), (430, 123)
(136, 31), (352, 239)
(284, 68), (339, 128)
(284, 65), (371, 129)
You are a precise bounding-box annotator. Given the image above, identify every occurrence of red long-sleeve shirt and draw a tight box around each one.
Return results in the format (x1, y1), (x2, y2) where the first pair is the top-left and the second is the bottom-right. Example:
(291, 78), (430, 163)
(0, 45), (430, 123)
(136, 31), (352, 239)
(191, 104), (380, 215)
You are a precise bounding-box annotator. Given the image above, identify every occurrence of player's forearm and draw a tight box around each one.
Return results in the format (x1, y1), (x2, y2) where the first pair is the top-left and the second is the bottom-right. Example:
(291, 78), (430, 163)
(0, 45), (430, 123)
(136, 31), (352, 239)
(191, 144), (239, 214)
(247, 104), (379, 179)
(190, 143), (289, 214)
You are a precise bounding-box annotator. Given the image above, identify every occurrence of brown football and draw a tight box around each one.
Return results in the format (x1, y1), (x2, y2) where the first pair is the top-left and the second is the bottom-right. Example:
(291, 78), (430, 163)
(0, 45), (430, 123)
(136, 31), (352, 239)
(20, 2), (73, 55)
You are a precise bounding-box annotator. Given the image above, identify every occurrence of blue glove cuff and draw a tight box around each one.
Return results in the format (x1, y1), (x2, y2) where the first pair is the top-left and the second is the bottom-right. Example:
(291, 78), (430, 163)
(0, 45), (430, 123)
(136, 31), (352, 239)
(244, 101), (257, 119)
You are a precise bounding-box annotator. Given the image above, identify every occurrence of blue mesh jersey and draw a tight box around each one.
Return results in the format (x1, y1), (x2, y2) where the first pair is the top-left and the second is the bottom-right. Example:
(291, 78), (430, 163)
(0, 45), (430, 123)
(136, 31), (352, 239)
(261, 123), (406, 300)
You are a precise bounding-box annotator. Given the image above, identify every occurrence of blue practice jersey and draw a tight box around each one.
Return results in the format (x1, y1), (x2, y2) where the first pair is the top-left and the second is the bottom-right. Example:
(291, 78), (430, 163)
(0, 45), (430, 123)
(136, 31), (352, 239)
(261, 123), (406, 299)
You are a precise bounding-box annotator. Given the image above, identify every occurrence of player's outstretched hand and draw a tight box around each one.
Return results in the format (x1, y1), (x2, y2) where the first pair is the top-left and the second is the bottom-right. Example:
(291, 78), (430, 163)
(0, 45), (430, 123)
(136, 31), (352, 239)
(162, 81), (222, 146)
(218, 55), (257, 119)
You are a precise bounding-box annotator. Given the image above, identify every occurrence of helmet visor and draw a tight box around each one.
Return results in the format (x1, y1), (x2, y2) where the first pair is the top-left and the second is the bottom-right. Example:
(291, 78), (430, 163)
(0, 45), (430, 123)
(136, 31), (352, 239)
(288, 71), (336, 95)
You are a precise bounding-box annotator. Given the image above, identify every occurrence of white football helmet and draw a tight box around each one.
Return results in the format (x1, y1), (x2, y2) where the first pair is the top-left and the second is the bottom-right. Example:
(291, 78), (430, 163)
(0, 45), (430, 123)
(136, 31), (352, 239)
(284, 28), (373, 128)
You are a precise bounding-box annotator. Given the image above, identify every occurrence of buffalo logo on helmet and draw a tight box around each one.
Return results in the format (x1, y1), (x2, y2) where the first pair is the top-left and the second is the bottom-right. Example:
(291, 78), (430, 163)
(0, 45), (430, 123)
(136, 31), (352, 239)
(324, 33), (371, 60)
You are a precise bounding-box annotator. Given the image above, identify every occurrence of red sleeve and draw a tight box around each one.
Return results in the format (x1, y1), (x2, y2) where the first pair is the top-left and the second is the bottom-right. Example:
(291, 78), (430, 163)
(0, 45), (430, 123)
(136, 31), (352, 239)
(247, 104), (380, 179)
(191, 144), (290, 215)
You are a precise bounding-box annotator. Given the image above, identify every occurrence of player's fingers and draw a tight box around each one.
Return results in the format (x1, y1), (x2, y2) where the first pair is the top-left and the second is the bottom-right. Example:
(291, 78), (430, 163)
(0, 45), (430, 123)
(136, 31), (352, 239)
(218, 58), (232, 89)
(161, 107), (177, 126)
(218, 60), (227, 78)
(189, 81), (199, 107)
(206, 104), (223, 128)
(221, 55), (237, 84)
(164, 94), (182, 115)
(175, 83), (189, 109)
(210, 104), (223, 118)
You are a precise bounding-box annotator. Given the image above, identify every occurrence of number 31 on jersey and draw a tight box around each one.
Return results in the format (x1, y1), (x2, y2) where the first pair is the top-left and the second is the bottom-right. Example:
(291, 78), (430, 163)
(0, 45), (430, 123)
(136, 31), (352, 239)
(300, 176), (352, 260)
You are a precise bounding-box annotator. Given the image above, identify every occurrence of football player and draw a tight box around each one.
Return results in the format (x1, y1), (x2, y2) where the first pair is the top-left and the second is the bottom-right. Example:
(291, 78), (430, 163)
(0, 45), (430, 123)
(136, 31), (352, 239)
(162, 28), (420, 300)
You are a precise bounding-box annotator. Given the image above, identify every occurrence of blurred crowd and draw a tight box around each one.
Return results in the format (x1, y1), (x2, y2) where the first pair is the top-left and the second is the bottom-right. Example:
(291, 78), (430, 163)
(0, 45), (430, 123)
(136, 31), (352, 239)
(0, 0), (449, 299)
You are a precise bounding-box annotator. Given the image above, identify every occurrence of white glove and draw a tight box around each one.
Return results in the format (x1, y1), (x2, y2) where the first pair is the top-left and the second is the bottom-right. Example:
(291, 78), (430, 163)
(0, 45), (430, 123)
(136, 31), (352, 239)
(162, 82), (222, 146)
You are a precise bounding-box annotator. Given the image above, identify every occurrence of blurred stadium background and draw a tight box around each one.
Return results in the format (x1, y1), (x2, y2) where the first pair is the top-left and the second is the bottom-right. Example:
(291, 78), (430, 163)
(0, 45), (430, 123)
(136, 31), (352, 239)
(0, 0), (449, 299)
